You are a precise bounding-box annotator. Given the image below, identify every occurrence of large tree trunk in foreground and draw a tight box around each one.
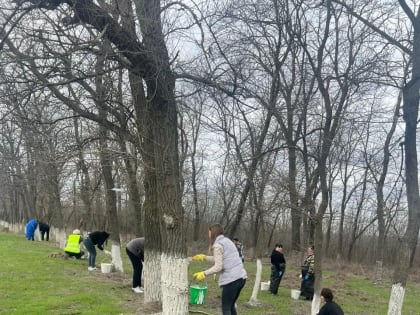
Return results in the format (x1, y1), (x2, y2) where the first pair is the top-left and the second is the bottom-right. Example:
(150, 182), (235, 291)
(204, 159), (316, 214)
(388, 6), (420, 315)
(133, 0), (188, 312)
(16, 1), (188, 313)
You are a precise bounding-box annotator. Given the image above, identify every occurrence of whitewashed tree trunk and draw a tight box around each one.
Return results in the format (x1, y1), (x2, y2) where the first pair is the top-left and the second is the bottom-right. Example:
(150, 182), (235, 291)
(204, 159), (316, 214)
(311, 292), (321, 315)
(13, 223), (23, 233)
(248, 259), (262, 305)
(144, 250), (163, 303)
(35, 227), (40, 241)
(0, 221), (9, 232)
(387, 283), (405, 315)
(56, 228), (67, 249)
(160, 254), (189, 315)
(0, 221), (6, 229)
(1, 221), (22, 234)
(111, 244), (124, 272)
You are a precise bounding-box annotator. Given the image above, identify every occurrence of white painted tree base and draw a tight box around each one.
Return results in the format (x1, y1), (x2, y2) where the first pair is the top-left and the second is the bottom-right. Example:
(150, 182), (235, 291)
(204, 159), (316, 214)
(311, 293), (320, 315)
(247, 259), (262, 306)
(387, 283), (405, 315)
(144, 251), (162, 303)
(160, 254), (189, 315)
(111, 244), (123, 272)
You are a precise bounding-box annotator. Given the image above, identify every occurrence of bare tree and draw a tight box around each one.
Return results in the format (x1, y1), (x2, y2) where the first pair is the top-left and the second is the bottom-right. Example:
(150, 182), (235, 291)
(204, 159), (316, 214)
(329, 1), (420, 313)
(178, 93), (205, 242)
(294, 2), (392, 312)
(3, 0), (187, 312)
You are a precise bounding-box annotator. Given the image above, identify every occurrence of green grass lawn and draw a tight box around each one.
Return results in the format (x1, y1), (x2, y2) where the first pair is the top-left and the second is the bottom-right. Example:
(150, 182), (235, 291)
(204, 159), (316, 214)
(189, 257), (420, 315)
(0, 232), (137, 315)
(1, 231), (420, 315)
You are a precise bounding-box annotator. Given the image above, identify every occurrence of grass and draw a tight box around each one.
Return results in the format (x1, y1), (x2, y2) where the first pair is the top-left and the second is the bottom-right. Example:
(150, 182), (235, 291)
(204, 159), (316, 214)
(189, 256), (420, 315)
(0, 232), (137, 315)
(1, 231), (420, 315)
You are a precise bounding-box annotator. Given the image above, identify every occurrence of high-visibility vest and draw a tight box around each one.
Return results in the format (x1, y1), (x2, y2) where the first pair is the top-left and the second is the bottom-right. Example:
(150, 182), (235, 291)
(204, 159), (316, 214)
(64, 234), (81, 253)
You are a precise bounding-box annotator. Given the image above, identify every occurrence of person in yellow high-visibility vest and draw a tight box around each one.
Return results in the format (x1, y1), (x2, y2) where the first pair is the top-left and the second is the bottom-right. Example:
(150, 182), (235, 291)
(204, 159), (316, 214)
(64, 229), (84, 259)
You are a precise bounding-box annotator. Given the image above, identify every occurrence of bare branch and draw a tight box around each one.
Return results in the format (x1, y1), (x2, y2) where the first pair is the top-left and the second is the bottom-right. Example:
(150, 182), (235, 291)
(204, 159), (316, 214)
(331, 0), (411, 55)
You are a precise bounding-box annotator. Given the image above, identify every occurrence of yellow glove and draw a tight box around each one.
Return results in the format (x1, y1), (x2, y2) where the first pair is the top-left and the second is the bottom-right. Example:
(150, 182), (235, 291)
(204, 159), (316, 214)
(192, 254), (206, 262)
(193, 271), (206, 281)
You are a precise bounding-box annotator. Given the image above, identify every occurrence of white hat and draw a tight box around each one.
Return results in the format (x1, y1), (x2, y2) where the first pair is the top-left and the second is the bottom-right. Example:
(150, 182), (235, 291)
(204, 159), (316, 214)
(72, 229), (81, 235)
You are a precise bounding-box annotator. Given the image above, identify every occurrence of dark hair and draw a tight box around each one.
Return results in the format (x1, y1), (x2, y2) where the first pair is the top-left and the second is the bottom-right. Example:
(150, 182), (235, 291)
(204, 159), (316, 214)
(233, 237), (239, 241)
(320, 288), (334, 302)
(275, 243), (283, 248)
(209, 224), (224, 246)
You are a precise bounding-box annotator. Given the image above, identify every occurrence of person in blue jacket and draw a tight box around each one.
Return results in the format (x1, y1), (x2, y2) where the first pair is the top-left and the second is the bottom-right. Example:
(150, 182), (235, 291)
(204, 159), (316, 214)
(25, 219), (38, 241)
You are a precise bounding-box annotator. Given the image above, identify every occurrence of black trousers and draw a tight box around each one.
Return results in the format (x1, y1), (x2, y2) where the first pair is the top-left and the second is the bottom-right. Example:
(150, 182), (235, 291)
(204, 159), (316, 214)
(269, 265), (285, 294)
(300, 275), (314, 300)
(221, 278), (246, 315)
(40, 229), (49, 241)
(65, 250), (84, 259)
(126, 248), (143, 288)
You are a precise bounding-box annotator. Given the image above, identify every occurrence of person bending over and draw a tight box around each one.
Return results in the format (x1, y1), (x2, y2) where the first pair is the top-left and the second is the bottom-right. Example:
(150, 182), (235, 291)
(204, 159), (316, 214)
(82, 230), (110, 271)
(126, 237), (144, 293)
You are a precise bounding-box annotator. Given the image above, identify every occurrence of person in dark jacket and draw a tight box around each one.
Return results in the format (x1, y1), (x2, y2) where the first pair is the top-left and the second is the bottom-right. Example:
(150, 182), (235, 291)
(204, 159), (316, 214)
(25, 219), (38, 241)
(82, 231), (110, 271)
(38, 222), (50, 241)
(269, 243), (286, 295)
(300, 245), (315, 300)
(126, 237), (145, 293)
(317, 288), (344, 315)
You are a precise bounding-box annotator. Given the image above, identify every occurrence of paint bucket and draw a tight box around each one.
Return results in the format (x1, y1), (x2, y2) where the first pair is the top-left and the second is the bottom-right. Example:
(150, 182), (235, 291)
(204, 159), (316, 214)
(260, 281), (270, 291)
(291, 289), (301, 300)
(190, 285), (207, 305)
(100, 263), (113, 273)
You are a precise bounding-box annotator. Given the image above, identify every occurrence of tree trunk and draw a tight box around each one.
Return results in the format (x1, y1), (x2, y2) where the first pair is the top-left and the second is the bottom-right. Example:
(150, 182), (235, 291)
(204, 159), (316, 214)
(248, 259), (263, 304)
(121, 0), (145, 237)
(191, 142), (200, 242)
(96, 47), (122, 271)
(388, 29), (420, 314)
(73, 116), (94, 231)
(141, 103), (187, 312)
(375, 91), (400, 268)
(227, 112), (272, 238)
(288, 147), (301, 251)
(119, 134), (143, 236)
(133, 1), (188, 311)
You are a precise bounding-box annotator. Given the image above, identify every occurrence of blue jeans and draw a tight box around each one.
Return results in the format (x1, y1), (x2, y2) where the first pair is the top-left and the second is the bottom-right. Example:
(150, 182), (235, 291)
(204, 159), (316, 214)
(82, 236), (96, 267)
(221, 278), (246, 315)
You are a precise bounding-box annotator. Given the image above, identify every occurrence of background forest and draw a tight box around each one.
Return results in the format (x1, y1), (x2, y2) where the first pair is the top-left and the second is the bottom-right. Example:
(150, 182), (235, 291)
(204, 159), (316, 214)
(1, 1), (420, 314)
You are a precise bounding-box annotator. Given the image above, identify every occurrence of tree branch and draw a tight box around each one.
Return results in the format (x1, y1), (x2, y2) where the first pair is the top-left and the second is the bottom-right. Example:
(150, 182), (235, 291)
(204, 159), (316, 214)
(331, 0), (411, 55)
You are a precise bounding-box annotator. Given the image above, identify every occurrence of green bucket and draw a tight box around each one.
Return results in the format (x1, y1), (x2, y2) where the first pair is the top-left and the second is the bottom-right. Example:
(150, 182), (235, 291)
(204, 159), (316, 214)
(189, 285), (207, 305)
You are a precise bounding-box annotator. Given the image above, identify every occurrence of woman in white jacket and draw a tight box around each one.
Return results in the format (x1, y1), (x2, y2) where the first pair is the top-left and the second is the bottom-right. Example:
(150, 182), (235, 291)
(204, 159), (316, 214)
(192, 223), (247, 315)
